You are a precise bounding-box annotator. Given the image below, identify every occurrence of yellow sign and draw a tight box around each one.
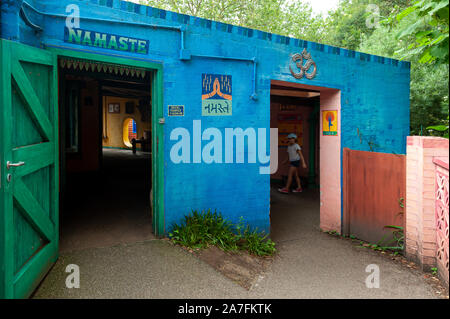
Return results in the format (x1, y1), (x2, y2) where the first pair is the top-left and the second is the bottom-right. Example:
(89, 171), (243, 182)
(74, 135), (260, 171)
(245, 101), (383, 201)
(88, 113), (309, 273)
(277, 114), (303, 146)
(322, 110), (338, 136)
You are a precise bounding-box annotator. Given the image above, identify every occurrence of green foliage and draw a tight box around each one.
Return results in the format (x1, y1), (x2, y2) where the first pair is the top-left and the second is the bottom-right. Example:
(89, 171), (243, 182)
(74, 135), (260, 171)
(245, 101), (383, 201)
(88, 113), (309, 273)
(393, 0), (449, 64)
(236, 217), (276, 256)
(139, 0), (323, 41)
(398, 197), (405, 209)
(359, 13), (449, 136)
(427, 116), (449, 138)
(376, 225), (405, 251)
(321, 0), (409, 50)
(169, 209), (238, 250)
(169, 210), (276, 256)
(431, 267), (438, 275)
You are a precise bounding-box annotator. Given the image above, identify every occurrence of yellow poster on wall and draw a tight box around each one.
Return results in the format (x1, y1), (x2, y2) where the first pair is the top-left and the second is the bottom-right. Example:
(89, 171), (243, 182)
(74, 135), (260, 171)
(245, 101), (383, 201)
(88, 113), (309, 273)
(278, 114), (303, 146)
(322, 110), (338, 136)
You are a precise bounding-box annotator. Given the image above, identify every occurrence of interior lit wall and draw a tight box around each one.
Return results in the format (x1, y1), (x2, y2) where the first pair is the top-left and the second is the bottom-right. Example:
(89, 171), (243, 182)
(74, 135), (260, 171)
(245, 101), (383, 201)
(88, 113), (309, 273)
(102, 96), (151, 149)
(270, 102), (313, 180)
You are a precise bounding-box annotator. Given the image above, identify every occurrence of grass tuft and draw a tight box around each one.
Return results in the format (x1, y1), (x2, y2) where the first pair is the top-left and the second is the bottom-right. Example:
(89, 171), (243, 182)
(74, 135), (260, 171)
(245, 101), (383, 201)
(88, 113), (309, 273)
(169, 210), (276, 257)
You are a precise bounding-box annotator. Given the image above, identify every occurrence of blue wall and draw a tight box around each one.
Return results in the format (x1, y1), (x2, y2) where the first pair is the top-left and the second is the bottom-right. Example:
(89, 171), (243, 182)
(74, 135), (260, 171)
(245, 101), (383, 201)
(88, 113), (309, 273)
(1, 0), (410, 234)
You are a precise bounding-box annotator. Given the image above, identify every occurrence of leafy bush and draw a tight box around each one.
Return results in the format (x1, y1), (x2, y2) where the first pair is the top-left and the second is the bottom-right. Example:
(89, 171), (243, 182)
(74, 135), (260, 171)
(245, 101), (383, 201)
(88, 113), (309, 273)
(169, 210), (276, 256)
(427, 117), (449, 138)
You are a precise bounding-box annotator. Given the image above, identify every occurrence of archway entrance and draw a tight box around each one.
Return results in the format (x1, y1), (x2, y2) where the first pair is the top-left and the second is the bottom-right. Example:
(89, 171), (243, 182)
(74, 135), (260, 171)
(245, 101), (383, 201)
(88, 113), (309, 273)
(270, 80), (342, 240)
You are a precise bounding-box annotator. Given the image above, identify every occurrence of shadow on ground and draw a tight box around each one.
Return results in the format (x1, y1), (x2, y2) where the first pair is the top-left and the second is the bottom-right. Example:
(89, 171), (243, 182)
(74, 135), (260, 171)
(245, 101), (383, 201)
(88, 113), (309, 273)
(59, 148), (154, 252)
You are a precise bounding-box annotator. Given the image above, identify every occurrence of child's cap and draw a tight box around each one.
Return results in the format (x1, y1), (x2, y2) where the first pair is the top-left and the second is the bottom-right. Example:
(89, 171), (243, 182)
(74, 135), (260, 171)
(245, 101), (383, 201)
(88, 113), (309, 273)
(287, 133), (297, 139)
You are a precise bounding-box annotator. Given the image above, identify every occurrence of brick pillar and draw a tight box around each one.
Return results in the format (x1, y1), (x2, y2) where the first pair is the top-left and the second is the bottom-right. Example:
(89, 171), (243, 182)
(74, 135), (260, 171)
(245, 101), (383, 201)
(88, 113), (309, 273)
(405, 136), (449, 271)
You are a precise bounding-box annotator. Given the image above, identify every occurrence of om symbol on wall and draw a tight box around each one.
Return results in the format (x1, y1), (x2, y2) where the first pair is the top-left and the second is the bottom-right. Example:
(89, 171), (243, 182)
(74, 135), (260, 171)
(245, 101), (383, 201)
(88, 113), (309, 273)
(289, 49), (317, 80)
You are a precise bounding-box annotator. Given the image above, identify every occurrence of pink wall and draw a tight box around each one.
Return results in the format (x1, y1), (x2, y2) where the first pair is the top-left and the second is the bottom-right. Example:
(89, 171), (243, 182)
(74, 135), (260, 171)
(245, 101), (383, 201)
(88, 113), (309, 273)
(319, 89), (341, 232)
(405, 136), (449, 274)
(271, 81), (341, 232)
(434, 159), (449, 285)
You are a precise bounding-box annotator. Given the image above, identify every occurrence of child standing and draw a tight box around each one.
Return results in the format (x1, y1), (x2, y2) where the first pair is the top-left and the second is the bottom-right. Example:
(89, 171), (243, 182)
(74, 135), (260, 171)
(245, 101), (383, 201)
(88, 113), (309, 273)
(278, 133), (307, 194)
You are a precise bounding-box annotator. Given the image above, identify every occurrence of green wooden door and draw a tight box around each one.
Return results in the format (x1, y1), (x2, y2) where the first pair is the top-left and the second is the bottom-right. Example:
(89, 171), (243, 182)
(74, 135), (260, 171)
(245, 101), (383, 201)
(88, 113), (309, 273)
(0, 40), (59, 299)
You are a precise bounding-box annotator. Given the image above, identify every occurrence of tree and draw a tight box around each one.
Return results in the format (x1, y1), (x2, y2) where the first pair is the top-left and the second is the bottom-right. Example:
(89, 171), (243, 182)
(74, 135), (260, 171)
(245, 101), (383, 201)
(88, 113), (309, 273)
(360, 8), (449, 136)
(393, 0), (449, 64)
(321, 0), (410, 50)
(387, 0), (449, 136)
(139, 0), (324, 41)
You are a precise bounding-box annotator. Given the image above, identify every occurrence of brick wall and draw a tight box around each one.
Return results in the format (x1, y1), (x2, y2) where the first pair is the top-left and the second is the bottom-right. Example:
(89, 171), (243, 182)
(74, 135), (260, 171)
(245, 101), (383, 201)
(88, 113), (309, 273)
(406, 136), (449, 272)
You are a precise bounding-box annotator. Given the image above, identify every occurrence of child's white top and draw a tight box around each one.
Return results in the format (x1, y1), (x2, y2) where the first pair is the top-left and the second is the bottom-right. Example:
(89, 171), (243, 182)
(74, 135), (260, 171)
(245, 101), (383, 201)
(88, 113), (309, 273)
(287, 143), (301, 161)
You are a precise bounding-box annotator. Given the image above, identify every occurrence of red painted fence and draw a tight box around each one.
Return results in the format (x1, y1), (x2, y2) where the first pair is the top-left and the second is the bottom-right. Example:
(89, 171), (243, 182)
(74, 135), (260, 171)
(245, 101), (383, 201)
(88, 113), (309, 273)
(343, 148), (406, 244)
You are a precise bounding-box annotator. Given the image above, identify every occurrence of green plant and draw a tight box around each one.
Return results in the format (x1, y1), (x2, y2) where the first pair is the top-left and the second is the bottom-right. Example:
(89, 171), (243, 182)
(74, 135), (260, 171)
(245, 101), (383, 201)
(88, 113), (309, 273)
(398, 197), (405, 209)
(169, 209), (238, 251)
(376, 197), (406, 252)
(377, 225), (405, 251)
(431, 267), (438, 275)
(394, 0), (449, 65)
(169, 211), (276, 256)
(238, 224), (276, 256)
(427, 116), (449, 138)
(326, 230), (343, 237)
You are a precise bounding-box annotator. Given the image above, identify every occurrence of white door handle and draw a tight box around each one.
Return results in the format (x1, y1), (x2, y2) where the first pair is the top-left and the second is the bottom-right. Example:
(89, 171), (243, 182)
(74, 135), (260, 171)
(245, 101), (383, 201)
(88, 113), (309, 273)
(7, 161), (25, 170)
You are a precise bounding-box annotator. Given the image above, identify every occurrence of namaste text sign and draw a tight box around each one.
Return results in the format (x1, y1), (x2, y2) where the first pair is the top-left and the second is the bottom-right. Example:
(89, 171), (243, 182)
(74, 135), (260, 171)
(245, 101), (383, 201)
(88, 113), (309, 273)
(289, 49), (317, 80)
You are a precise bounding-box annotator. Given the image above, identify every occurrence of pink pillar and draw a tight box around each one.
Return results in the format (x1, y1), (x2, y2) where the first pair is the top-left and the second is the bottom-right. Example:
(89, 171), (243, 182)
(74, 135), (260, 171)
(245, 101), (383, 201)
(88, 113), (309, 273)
(319, 89), (341, 232)
(405, 136), (449, 272)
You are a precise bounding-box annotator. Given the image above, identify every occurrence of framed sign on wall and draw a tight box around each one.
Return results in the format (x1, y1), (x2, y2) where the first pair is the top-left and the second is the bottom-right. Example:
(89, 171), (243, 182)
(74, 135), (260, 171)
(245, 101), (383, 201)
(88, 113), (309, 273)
(201, 73), (232, 116)
(168, 105), (185, 116)
(322, 110), (338, 136)
(108, 103), (120, 114)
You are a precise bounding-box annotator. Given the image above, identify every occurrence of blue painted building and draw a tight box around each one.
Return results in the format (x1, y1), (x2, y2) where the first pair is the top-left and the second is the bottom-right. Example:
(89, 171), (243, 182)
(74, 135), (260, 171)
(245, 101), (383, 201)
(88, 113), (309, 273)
(0, 0), (410, 298)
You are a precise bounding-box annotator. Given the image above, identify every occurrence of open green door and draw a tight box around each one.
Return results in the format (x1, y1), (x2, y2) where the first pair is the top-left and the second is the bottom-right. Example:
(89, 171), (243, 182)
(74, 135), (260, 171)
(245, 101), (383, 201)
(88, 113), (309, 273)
(0, 40), (59, 299)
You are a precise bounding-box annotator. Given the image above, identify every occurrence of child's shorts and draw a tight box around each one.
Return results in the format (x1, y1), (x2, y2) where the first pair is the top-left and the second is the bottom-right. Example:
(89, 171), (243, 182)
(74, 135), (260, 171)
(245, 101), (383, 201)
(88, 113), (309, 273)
(290, 160), (300, 167)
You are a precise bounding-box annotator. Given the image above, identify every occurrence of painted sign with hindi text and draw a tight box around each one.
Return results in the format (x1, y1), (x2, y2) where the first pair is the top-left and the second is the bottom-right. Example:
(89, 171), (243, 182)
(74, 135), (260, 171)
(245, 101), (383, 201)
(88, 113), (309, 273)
(202, 74), (232, 116)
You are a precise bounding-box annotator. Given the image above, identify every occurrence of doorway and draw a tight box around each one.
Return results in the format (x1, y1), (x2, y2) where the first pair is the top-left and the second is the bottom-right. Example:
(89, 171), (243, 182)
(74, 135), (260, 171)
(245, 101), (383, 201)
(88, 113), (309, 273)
(269, 79), (342, 237)
(56, 52), (163, 251)
(269, 80), (321, 241)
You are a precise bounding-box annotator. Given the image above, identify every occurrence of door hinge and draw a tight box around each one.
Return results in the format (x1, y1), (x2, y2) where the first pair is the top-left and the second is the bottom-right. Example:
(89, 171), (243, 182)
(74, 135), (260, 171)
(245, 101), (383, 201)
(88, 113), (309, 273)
(158, 118), (165, 124)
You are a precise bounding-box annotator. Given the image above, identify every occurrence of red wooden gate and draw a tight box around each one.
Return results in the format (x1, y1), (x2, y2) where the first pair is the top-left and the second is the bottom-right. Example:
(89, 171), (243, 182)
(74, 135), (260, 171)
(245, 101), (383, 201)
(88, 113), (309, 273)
(343, 148), (406, 244)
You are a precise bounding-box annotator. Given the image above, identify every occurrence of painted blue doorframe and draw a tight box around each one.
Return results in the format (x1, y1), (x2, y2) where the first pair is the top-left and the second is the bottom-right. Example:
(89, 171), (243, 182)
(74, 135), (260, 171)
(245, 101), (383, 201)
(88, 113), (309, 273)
(1, 0), (411, 235)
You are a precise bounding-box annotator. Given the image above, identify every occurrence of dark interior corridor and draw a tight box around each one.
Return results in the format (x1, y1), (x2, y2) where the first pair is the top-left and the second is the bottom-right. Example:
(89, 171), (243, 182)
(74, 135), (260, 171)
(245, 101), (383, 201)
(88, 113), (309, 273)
(270, 184), (320, 243)
(59, 149), (153, 252)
